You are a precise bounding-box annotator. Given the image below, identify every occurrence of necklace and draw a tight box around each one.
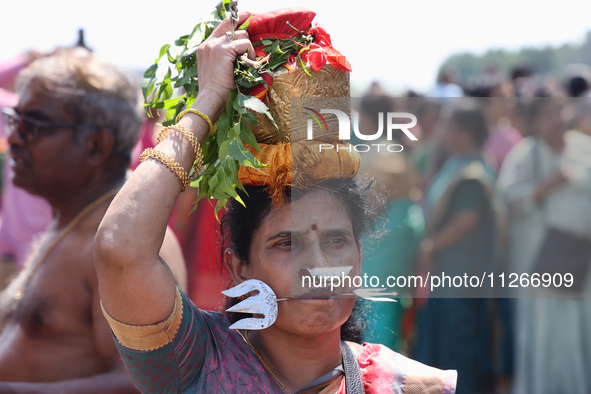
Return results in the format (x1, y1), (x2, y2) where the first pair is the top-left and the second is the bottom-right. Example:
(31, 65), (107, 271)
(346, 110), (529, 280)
(237, 330), (345, 394)
(11, 188), (120, 305)
(237, 329), (286, 390)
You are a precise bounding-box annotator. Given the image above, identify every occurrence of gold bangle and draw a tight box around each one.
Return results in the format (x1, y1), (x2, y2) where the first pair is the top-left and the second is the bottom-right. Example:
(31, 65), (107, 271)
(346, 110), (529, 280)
(157, 125), (204, 178)
(175, 109), (217, 138)
(139, 148), (190, 192)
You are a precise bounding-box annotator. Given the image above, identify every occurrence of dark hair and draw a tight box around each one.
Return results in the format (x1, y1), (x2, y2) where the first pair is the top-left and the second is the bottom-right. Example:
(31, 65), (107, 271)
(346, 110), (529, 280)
(566, 76), (589, 97)
(526, 98), (547, 126)
(464, 74), (506, 98)
(417, 100), (441, 120)
(220, 176), (386, 342)
(524, 98), (558, 136)
(450, 101), (489, 148)
(510, 64), (532, 81)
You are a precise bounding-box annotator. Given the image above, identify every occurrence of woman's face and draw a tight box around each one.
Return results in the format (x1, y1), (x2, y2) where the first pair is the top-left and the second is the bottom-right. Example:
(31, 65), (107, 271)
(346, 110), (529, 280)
(230, 189), (360, 336)
(534, 100), (566, 141)
(419, 103), (441, 139)
(442, 118), (464, 153)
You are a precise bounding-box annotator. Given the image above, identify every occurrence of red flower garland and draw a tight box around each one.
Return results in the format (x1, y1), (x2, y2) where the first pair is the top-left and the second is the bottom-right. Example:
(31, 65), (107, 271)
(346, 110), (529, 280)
(246, 8), (351, 100)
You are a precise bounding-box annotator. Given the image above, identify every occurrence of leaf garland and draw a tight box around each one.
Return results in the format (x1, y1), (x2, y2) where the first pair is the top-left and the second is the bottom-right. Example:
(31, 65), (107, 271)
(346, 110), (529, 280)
(142, 0), (314, 217)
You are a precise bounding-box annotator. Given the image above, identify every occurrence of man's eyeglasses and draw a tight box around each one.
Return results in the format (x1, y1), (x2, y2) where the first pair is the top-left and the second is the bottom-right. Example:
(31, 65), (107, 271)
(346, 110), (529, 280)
(2, 108), (82, 143)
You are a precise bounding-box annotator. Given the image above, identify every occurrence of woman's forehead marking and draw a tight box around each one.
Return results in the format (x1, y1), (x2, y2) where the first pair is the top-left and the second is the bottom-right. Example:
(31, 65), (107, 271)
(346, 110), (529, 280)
(311, 224), (317, 231)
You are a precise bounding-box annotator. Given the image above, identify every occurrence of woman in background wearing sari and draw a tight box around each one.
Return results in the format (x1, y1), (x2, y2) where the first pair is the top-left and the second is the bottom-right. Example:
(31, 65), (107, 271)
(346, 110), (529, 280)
(414, 101), (496, 394)
(497, 98), (591, 394)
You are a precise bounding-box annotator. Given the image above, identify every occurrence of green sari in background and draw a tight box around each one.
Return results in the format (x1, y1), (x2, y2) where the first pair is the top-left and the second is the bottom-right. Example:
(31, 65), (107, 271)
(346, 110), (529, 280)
(415, 153), (497, 394)
(362, 198), (424, 352)
(361, 153), (424, 353)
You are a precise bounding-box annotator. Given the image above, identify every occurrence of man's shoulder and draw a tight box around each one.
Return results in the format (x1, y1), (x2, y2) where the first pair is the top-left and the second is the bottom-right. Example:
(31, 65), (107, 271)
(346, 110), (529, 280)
(59, 229), (97, 266)
(39, 222), (102, 290)
(357, 343), (457, 394)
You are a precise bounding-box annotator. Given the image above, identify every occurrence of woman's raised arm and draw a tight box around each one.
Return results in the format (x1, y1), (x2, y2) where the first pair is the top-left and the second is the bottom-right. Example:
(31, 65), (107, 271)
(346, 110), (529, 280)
(94, 13), (254, 325)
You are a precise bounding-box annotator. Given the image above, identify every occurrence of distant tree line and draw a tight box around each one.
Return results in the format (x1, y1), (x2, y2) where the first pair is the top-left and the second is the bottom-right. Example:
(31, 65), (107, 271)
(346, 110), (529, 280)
(438, 31), (591, 83)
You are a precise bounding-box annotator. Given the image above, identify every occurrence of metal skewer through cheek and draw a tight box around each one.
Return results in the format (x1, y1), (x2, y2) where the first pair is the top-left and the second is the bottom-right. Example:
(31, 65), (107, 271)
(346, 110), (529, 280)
(277, 267), (363, 300)
(222, 267), (398, 330)
(275, 294), (357, 301)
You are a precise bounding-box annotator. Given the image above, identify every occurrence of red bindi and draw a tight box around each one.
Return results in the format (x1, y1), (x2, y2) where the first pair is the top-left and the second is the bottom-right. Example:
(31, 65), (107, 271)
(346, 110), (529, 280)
(311, 224), (317, 231)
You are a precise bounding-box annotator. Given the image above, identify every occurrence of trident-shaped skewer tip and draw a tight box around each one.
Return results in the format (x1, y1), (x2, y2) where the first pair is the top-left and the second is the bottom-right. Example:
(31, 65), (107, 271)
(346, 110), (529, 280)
(221, 279), (279, 330)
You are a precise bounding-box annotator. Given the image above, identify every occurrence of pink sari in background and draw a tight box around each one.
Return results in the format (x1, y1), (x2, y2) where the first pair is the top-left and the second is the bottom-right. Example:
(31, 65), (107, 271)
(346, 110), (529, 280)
(483, 125), (523, 172)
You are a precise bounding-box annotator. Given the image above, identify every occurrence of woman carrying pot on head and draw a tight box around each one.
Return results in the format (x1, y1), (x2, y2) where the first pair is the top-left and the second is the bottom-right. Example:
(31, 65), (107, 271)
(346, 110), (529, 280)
(94, 7), (457, 394)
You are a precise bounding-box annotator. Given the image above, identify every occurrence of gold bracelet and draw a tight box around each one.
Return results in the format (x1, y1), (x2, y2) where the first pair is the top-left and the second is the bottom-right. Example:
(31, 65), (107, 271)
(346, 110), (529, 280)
(175, 109), (217, 138)
(157, 125), (204, 178)
(139, 148), (190, 192)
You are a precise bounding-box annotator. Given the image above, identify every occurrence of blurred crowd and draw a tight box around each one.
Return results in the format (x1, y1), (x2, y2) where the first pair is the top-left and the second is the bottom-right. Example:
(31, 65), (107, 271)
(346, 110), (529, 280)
(0, 44), (590, 394)
(358, 65), (591, 394)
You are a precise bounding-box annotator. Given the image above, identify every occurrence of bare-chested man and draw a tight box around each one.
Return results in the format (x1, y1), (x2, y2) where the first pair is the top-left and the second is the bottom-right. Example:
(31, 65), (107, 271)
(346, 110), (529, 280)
(0, 49), (187, 393)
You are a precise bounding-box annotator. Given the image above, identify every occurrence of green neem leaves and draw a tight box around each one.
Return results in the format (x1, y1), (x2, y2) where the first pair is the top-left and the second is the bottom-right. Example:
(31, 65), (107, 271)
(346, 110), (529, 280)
(238, 15), (253, 30)
(143, 1), (314, 216)
(237, 93), (267, 113)
(157, 44), (171, 63)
